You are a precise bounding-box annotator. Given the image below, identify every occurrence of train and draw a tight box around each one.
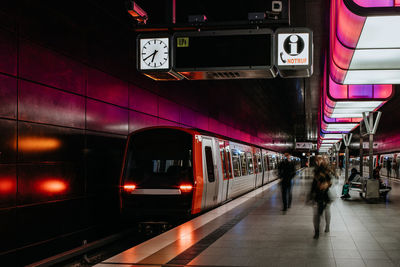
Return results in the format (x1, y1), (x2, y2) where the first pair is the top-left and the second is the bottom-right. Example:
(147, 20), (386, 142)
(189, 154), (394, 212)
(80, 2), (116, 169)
(119, 126), (300, 221)
(350, 153), (400, 178)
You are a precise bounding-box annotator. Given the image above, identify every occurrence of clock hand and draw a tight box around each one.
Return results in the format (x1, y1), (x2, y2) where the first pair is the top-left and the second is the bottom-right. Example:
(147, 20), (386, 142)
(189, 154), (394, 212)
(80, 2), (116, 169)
(151, 50), (158, 62)
(143, 50), (156, 61)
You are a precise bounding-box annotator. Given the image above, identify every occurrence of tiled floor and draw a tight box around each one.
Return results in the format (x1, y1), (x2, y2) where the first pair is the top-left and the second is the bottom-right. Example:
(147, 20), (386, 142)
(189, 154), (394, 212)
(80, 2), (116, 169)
(97, 168), (400, 267)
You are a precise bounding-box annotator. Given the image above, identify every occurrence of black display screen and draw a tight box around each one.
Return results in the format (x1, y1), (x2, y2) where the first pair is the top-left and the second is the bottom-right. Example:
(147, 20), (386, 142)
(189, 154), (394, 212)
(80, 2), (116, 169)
(174, 34), (272, 69)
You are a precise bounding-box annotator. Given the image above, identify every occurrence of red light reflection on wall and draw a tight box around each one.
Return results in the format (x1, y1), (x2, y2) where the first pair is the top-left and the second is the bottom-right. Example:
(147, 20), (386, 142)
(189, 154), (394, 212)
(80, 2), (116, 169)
(0, 177), (15, 193)
(19, 137), (61, 152)
(37, 178), (67, 194)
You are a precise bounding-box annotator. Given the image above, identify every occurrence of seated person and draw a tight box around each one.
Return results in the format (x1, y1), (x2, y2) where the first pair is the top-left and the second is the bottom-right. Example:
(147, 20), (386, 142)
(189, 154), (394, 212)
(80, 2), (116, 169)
(373, 165), (391, 191)
(348, 168), (359, 183)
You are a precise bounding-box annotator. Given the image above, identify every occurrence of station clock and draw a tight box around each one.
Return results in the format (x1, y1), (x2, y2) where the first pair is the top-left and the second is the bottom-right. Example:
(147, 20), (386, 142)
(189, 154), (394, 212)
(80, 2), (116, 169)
(139, 37), (170, 70)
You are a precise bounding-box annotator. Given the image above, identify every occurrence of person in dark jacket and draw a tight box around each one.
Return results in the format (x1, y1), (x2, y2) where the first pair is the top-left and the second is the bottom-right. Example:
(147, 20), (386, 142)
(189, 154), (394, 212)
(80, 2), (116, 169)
(278, 153), (296, 212)
(310, 156), (333, 239)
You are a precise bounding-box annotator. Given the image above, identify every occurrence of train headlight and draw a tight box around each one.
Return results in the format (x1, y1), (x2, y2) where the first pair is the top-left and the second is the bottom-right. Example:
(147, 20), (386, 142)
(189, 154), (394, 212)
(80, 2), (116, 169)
(123, 184), (136, 192)
(179, 184), (193, 193)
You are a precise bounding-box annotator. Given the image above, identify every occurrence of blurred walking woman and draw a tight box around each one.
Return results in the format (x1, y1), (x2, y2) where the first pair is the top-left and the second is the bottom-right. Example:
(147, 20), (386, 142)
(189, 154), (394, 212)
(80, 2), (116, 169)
(309, 156), (333, 239)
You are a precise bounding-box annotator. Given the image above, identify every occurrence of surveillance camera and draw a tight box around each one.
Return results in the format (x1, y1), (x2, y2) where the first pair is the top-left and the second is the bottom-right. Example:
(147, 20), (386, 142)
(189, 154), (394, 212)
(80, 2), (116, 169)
(272, 1), (283, 13)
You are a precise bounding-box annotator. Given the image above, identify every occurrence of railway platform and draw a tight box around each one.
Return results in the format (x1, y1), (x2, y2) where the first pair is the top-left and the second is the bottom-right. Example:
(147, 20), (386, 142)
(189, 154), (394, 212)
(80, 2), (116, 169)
(96, 168), (400, 267)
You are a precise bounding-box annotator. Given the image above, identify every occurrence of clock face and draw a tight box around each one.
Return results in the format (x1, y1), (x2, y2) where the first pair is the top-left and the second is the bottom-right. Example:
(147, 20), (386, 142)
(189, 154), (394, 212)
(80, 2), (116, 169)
(139, 38), (169, 70)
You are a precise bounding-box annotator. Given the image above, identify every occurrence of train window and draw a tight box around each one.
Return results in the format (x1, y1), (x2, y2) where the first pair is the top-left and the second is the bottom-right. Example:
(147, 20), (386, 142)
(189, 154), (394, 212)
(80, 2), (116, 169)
(226, 148), (232, 178)
(123, 129), (193, 188)
(246, 152), (254, 175)
(205, 146), (215, 182)
(240, 152), (247, 176)
(219, 145), (227, 179)
(231, 150), (241, 177)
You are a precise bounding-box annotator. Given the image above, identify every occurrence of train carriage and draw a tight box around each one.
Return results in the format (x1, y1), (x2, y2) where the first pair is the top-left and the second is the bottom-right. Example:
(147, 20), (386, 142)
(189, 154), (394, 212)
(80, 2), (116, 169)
(120, 126), (299, 221)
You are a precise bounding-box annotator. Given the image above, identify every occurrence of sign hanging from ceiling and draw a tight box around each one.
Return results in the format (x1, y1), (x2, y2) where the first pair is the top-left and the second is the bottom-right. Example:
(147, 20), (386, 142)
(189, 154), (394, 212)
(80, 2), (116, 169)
(277, 33), (309, 65)
(275, 28), (313, 78)
(295, 142), (314, 150)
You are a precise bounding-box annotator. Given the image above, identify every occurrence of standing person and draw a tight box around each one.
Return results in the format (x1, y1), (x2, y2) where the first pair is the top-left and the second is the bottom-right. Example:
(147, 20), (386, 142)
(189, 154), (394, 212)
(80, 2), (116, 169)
(393, 158), (399, 179)
(309, 156), (333, 239)
(386, 159), (392, 177)
(278, 153), (296, 212)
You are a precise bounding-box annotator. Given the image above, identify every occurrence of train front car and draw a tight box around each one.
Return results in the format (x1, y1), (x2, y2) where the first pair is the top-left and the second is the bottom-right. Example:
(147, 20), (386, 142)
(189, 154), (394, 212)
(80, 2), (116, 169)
(120, 127), (197, 221)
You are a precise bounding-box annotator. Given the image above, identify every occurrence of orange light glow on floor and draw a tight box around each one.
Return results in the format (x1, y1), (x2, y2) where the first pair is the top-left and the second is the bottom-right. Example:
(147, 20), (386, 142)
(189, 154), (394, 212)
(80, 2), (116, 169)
(39, 179), (67, 193)
(19, 138), (61, 152)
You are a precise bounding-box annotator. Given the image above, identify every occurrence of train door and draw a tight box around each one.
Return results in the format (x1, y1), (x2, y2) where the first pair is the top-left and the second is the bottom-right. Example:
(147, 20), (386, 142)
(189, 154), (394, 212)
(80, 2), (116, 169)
(254, 149), (262, 187)
(202, 137), (219, 209)
(262, 152), (268, 184)
(218, 140), (231, 204)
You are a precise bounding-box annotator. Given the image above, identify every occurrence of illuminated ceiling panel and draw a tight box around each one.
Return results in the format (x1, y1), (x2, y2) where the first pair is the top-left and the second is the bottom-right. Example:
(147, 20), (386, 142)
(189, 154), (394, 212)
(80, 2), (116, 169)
(349, 49), (400, 70)
(322, 122), (358, 132)
(321, 140), (339, 144)
(343, 70), (400, 84)
(320, 133), (343, 139)
(357, 16), (400, 48)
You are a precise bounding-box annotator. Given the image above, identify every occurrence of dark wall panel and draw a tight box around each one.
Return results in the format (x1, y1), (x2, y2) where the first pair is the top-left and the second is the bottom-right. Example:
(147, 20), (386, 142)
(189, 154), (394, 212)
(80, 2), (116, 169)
(129, 111), (158, 133)
(0, 28), (17, 76)
(86, 131), (125, 194)
(129, 85), (158, 116)
(0, 74), (17, 119)
(0, 208), (16, 253)
(19, 41), (86, 94)
(86, 99), (128, 135)
(18, 122), (85, 163)
(0, 119), (16, 164)
(17, 202), (67, 247)
(19, 81), (85, 128)
(85, 132), (125, 226)
(158, 118), (181, 127)
(158, 98), (181, 122)
(19, 2), (87, 60)
(87, 68), (129, 107)
(17, 162), (84, 205)
(0, 164), (16, 208)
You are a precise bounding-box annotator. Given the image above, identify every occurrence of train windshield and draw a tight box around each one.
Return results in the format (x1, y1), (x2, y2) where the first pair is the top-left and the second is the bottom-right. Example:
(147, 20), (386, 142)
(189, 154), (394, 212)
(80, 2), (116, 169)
(123, 129), (193, 188)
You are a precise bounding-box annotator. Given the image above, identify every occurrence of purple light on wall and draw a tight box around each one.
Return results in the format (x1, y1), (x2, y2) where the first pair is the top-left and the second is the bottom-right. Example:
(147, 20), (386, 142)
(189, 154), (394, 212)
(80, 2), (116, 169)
(129, 85), (158, 117)
(353, 0), (395, 7)
(87, 68), (128, 107)
(158, 98), (180, 123)
(86, 99), (128, 135)
(129, 111), (158, 132)
(349, 84), (373, 98)
(0, 75), (17, 120)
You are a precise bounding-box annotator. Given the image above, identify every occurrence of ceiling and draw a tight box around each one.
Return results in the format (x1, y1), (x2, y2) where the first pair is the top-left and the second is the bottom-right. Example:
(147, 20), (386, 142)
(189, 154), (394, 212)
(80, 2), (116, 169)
(131, 0), (330, 147)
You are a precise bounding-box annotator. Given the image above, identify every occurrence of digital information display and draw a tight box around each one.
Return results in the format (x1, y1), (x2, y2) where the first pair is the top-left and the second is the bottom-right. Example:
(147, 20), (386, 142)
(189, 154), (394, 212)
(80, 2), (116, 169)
(174, 32), (272, 70)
